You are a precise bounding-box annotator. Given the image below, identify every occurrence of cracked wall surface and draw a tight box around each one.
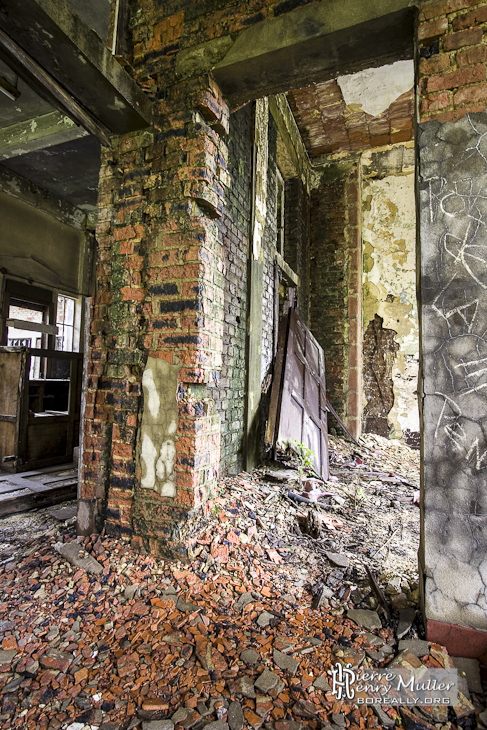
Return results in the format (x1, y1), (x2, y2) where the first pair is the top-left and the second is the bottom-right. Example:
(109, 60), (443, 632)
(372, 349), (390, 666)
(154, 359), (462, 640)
(419, 112), (487, 632)
(362, 146), (419, 443)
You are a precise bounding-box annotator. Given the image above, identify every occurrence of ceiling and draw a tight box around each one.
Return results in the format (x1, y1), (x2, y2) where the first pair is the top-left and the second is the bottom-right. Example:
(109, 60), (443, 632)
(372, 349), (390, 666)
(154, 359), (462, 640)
(4, 136), (101, 209)
(0, 3), (414, 216)
(287, 61), (414, 159)
(0, 0), (110, 213)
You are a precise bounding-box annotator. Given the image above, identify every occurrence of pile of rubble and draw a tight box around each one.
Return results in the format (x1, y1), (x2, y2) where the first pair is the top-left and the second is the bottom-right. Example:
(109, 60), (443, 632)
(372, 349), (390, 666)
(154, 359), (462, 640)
(0, 434), (484, 730)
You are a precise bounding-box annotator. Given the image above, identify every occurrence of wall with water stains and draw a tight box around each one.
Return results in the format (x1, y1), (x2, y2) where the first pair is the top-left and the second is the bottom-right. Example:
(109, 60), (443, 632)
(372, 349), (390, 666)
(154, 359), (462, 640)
(362, 144), (419, 446)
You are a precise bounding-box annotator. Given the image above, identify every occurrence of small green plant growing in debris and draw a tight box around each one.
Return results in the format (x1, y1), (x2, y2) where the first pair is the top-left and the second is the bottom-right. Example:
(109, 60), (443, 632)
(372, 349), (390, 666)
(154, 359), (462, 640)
(289, 439), (316, 483)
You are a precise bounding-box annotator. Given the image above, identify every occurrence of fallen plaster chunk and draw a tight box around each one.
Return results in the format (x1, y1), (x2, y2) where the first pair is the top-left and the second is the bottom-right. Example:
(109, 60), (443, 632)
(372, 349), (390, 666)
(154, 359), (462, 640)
(398, 638), (430, 656)
(273, 648), (299, 675)
(347, 608), (381, 631)
(396, 607), (416, 639)
(256, 610), (273, 627)
(325, 551), (349, 569)
(54, 541), (103, 575)
(254, 668), (279, 693)
(452, 656), (483, 695)
(227, 701), (244, 730)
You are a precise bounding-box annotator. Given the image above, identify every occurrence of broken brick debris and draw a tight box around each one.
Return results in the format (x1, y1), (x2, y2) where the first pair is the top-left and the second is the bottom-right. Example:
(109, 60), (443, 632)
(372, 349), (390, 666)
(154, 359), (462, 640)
(0, 434), (484, 729)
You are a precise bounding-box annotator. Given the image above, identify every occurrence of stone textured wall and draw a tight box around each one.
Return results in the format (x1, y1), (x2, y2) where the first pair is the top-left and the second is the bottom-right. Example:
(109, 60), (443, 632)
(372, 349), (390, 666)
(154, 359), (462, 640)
(309, 162), (361, 436)
(362, 145), (419, 445)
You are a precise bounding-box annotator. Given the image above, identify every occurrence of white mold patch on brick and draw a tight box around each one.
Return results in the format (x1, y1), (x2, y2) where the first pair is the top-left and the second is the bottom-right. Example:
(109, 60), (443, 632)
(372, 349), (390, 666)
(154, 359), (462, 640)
(138, 357), (179, 497)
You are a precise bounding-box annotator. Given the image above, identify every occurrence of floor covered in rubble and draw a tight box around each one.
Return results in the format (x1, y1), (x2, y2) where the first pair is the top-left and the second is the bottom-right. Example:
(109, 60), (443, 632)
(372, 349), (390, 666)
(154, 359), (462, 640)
(0, 435), (485, 730)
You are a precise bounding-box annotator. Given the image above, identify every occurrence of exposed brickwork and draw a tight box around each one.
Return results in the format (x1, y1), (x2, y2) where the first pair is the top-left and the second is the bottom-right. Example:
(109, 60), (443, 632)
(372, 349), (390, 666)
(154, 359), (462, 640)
(82, 50), (230, 551)
(84, 0), (322, 548)
(309, 162), (361, 434)
(284, 178), (311, 320)
(419, 0), (487, 122)
(287, 82), (414, 156)
(209, 106), (252, 474)
(262, 118), (279, 381)
(130, 0), (322, 72)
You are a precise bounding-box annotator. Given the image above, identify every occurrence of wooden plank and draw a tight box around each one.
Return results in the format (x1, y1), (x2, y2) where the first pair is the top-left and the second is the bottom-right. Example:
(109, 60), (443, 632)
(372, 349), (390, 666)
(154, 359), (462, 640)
(271, 308), (330, 480)
(0, 349), (27, 470)
(0, 0), (152, 133)
(0, 482), (27, 496)
(0, 110), (86, 161)
(0, 347), (83, 361)
(24, 478), (76, 493)
(0, 475), (36, 491)
(17, 351), (30, 471)
(30, 473), (77, 486)
(112, 0), (131, 60)
(0, 463), (75, 479)
(265, 310), (290, 448)
(0, 482), (77, 518)
(326, 398), (361, 446)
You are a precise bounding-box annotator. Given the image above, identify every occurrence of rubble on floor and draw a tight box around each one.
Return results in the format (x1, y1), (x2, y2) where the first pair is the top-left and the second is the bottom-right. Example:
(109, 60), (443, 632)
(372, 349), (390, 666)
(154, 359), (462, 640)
(0, 435), (484, 730)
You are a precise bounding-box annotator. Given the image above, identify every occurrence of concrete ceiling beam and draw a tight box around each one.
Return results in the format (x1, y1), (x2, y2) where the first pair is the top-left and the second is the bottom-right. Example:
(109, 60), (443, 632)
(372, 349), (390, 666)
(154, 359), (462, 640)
(0, 110), (88, 161)
(209, 0), (417, 103)
(0, 0), (152, 134)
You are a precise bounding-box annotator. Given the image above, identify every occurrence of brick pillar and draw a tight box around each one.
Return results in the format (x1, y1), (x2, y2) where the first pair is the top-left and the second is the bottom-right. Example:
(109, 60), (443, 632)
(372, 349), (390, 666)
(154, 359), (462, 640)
(79, 73), (229, 557)
(418, 0), (487, 657)
(345, 169), (362, 441)
(310, 161), (362, 438)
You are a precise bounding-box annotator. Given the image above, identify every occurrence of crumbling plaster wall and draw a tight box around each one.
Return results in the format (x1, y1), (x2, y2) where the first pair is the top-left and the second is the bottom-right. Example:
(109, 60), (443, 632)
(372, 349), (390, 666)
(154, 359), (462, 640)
(362, 145), (419, 444)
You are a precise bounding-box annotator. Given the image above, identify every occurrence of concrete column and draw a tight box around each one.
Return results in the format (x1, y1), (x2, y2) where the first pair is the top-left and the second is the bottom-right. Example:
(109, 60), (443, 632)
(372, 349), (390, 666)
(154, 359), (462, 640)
(417, 0), (487, 658)
(418, 113), (487, 657)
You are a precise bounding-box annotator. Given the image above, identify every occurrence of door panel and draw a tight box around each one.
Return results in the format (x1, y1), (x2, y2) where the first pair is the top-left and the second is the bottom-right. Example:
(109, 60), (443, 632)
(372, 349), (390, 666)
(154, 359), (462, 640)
(269, 308), (329, 480)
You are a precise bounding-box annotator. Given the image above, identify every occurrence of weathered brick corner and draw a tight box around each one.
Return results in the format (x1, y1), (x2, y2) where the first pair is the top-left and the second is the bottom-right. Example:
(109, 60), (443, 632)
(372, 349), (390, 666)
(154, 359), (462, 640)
(81, 0), (230, 555)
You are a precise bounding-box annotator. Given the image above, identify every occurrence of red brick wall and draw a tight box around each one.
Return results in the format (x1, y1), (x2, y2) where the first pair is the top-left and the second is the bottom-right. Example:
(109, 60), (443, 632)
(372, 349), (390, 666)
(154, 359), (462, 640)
(309, 162), (362, 436)
(209, 106), (253, 474)
(419, 0), (487, 121)
(84, 0), (323, 549)
(81, 71), (230, 551)
(85, 0), (487, 546)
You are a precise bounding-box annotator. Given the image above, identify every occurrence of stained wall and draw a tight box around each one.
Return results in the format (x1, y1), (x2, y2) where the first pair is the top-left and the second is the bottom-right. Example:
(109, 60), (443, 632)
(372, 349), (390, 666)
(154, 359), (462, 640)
(362, 144), (419, 446)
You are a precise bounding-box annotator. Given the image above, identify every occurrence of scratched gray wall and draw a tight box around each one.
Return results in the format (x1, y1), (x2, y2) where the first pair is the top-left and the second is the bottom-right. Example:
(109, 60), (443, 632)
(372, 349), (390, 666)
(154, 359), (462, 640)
(419, 113), (487, 631)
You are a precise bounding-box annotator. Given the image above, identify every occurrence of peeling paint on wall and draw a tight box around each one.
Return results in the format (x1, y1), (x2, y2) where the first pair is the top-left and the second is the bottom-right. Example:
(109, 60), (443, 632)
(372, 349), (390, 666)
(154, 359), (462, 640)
(362, 150), (419, 442)
(338, 60), (414, 118)
(138, 357), (180, 497)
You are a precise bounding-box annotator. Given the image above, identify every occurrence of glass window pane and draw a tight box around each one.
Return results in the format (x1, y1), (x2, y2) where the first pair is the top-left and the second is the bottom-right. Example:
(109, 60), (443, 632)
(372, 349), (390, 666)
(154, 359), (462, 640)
(65, 297), (75, 326)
